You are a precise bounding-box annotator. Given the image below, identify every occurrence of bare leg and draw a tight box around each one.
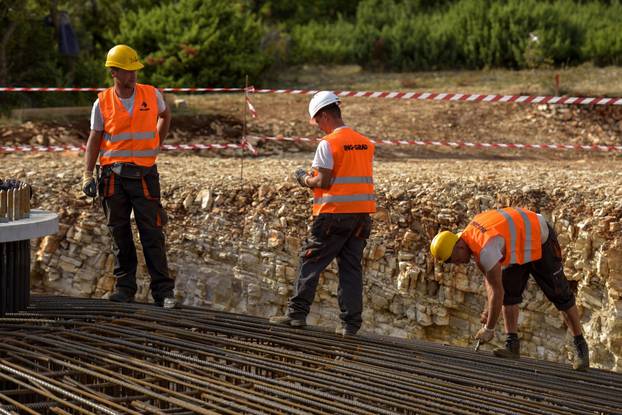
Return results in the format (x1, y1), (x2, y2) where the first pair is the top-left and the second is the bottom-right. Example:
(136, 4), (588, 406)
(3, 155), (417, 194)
(494, 304), (521, 358)
(562, 305), (582, 336)
(502, 304), (519, 333)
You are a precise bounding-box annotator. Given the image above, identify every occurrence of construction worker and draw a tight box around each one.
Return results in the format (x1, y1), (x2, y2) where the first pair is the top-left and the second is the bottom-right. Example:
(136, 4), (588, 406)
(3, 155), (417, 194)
(430, 207), (589, 370)
(81, 45), (175, 308)
(269, 91), (375, 336)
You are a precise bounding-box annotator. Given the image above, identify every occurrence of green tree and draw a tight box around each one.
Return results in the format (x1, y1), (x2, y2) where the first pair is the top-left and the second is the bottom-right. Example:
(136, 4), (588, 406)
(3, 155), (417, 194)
(116, 0), (270, 87)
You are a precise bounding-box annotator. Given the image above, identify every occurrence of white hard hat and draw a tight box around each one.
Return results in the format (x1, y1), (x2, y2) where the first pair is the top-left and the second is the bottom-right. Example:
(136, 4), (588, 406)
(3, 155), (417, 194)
(308, 91), (340, 123)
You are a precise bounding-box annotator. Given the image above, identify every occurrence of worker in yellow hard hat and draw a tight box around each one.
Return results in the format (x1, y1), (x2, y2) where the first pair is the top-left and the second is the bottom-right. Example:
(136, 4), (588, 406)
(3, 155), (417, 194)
(104, 44), (145, 71)
(81, 44), (176, 308)
(430, 207), (589, 371)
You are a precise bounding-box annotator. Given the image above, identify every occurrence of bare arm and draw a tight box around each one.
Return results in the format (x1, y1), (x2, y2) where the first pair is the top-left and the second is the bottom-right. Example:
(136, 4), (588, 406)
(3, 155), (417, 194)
(304, 167), (332, 189)
(483, 262), (504, 330)
(84, 130), (103, 173)
(157, 105), (171, 144)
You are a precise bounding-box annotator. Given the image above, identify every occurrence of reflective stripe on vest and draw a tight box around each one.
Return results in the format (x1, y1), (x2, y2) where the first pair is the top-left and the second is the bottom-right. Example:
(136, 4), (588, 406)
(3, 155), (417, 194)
(103, 131), (156, 143)
(496, 208), (534, 263)
(314, 193), (376, 204)
(332, 176), (373, 185)
(99, 148), (160, 158)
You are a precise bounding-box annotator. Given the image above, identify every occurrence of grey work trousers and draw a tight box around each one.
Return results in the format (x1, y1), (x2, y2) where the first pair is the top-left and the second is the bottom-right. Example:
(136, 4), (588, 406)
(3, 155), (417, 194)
(99, 164), (174, 302)
(288, 213), (372, 331)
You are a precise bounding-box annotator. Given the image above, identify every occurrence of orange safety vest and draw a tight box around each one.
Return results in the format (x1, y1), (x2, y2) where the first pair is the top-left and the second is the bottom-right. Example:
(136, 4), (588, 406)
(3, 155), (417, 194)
(312, 127), (376, 215)
(98, 83), (160, 167)
(461, 208), (542, 266)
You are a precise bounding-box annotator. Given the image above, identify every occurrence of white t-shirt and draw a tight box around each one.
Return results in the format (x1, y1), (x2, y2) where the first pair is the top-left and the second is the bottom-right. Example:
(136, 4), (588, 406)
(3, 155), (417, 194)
(312, 127), (351, 169)
(90, 89), (166, 131)
(478, 213), (550, 272)
(312, 140), (334, 169)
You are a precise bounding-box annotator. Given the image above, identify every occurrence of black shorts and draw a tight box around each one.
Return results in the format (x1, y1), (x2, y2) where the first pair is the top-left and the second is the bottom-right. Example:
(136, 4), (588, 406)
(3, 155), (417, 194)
(501, 224), (575, 311)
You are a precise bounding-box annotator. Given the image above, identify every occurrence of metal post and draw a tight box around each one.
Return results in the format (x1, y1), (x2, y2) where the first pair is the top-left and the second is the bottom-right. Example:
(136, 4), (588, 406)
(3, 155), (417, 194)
(22, 240), (30, 309)
(13, 186), (20, 220)
(0, 242), (6, 316)
(241, 74), (248, 182)
(0, 190), (6, 222)
(7, 189), (14, 221)
(6, 242), (14, 312)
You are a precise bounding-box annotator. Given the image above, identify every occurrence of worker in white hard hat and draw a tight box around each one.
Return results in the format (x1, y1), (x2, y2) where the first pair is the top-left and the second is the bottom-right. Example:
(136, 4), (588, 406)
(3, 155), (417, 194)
(430, 207), (589, 370)
(81, 45), (176, 308)
(270, 91), (375, 336)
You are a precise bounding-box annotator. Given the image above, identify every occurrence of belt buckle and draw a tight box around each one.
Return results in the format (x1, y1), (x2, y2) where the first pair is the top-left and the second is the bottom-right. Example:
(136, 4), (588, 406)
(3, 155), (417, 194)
(111, 163), (123, 176)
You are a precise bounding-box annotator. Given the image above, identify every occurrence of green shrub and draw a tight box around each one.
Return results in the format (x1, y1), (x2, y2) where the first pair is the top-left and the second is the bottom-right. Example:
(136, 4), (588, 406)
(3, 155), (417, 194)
(293, 0), (621, 71)
(290, 19), (356, 65)
(116, 0), (270, 87)
(577, 1), (622, 66)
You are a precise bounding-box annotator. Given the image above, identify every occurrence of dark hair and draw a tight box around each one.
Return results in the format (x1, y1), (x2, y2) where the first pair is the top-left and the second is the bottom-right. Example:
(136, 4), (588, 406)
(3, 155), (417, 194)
(316, 103), (341, 119)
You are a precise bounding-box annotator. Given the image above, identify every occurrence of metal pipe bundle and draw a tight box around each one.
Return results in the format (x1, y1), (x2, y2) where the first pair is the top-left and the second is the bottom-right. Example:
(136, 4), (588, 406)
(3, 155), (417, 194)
(0, 180), (30, 222)
(0, 296), (620, 414)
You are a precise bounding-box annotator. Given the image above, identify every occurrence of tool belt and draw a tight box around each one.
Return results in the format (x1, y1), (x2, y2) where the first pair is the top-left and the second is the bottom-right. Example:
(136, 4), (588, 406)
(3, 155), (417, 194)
(102, 163), (157, 179)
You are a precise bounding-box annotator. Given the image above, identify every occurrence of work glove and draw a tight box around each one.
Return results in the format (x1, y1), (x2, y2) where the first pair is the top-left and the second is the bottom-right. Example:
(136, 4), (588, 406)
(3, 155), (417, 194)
(474, 326), (495, 344)
(81, 172), (97, 198)
(294, 168), (309, 187)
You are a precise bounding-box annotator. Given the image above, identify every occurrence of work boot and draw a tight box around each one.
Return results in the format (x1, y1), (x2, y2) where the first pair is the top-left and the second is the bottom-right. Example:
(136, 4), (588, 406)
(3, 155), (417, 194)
(109, 289), (135, 303)
(573, 336), (590, 371)
(154, 291), (177, 309)
(269, 315), (306, 327)
(335, 325), (359, 337)
(493, 334), (520, 359)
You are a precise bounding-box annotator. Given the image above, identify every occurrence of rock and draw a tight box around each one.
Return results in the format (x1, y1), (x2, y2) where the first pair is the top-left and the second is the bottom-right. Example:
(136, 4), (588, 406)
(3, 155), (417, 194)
(238, 253), (259, 268)
(183, 194), (194, 209)
(267, 230), (284, 248)
(367, 243), (386, 260)
(371, 207), (390, 223)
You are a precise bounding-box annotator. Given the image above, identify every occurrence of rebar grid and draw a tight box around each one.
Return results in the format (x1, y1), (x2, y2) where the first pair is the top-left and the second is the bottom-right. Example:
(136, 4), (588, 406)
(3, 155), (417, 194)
(0, 296), (620, 414)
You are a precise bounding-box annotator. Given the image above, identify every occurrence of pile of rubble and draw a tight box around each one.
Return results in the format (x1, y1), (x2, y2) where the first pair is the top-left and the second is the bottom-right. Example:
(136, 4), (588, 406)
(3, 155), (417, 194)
(2, 152), (620, 370)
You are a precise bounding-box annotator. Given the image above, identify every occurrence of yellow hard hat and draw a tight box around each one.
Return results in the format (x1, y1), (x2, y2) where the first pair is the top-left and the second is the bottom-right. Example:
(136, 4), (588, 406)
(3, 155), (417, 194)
(430, 231), (460, 262)
(105, 45), (144, 71)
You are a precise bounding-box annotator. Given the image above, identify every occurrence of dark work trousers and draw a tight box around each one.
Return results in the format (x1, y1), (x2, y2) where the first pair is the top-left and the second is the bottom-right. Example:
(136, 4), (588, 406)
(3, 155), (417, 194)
(288, 213), (372, 331)
(99, 164), (174, 301)
(502, 223), (575, 311)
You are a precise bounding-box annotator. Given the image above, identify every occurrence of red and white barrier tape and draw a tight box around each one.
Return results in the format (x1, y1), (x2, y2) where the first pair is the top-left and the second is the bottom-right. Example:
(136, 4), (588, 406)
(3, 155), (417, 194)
(0, 143), (249, 153)
(252, 89), (622, 106)
(0, 144), (86, 153)
(0, 87), (243, 93)
(2, 86), (622, 106)
(248, 135), (622, 152)
(2, 137), (621, 154)
(161, 143), (247, 151)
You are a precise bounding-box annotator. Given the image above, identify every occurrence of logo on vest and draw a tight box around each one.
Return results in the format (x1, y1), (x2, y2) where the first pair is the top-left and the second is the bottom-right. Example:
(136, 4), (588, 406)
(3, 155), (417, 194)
(139, 101), (150, 111)
(470, 221), (488, 234)
(343, 144), (368, 151)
